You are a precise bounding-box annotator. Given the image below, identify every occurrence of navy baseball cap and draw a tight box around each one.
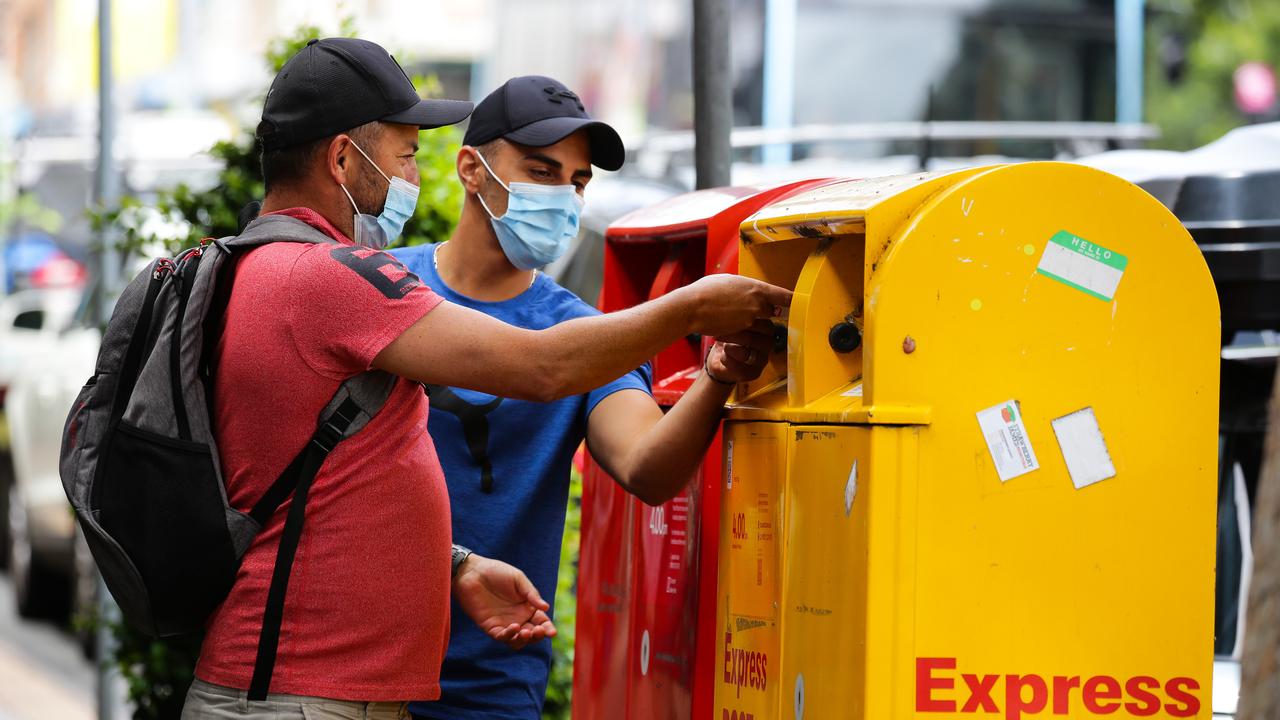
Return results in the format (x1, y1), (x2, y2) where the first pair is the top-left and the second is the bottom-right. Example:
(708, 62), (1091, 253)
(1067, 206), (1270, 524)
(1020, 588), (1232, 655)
(463, 76), (625, 171)
(258, 37), (473, 151)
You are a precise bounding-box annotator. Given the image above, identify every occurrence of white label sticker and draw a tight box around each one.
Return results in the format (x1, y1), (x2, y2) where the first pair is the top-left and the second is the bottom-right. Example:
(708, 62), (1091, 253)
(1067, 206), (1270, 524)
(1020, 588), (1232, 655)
(1051, 407), (1116, 489)
(725, 440), (734, 490)
(842, 383), (864, 398)
(977, 400), (1040, 481)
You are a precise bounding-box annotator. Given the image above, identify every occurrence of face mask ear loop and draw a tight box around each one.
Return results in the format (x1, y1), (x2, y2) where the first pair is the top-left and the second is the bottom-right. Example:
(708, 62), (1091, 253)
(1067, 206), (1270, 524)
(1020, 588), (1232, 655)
(471, 148), (510, 221)
(348, 138), (394, 185)
(473, 148), (512, 193)
(339, 183), (361, 214)
(475, 189), (502, 222)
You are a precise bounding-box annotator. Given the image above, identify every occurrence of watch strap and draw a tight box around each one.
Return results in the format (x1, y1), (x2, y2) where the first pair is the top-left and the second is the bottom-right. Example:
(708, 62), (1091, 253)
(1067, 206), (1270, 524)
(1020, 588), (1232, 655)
(451, 544), (473, 578)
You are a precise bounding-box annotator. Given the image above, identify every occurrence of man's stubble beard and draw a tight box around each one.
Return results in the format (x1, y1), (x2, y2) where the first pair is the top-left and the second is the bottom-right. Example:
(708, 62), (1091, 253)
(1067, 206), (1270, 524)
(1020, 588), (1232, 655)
(349, 160), (388, 217)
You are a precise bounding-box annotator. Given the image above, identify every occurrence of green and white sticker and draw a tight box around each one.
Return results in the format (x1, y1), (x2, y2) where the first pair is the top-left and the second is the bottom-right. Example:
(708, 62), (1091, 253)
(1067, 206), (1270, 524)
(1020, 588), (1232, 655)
(1036, 230), (1128, 302)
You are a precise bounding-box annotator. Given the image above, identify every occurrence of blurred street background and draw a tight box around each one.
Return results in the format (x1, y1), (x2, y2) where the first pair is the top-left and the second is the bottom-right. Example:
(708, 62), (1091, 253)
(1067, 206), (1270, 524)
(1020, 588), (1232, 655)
(0, 1), (1277, 719)
(0, 574), (127, 720)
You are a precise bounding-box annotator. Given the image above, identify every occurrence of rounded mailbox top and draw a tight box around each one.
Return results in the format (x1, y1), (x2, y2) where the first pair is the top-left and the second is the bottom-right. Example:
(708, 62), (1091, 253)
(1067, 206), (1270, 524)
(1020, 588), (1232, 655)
(607, 185), (762, 241)
(739, 169), (972, 243)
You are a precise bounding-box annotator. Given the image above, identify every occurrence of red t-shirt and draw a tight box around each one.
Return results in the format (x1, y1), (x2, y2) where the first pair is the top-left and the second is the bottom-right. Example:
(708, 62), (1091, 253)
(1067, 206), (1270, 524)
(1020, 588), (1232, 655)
(195, 208), (450, 701)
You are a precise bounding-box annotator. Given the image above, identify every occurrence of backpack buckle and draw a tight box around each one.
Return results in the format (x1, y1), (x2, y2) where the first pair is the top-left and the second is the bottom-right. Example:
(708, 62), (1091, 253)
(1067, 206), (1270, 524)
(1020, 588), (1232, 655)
(311, 421), (345, 453)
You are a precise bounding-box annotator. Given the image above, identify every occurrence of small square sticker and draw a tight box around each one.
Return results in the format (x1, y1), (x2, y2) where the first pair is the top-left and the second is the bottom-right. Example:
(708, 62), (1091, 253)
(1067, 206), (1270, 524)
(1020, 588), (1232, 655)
(977, 400), (1040, 481)
(1051, 407), (1116, 489)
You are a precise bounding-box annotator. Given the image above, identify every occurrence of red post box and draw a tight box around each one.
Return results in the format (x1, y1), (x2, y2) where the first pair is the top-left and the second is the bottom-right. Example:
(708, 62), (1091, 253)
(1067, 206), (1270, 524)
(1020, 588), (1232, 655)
(573, 179), (833, 720)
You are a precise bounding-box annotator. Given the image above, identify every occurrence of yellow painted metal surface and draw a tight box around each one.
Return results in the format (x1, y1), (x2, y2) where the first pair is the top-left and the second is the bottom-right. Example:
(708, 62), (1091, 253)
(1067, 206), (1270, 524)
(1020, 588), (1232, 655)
(714, 162), (1219, 719)
(716, 422), (786, 718)
(776, 426), (873, 717)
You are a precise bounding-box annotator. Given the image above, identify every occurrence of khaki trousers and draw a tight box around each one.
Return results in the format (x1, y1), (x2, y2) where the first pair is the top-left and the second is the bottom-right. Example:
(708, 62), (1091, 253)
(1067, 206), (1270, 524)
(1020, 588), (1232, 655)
(181, 679), (410, 720)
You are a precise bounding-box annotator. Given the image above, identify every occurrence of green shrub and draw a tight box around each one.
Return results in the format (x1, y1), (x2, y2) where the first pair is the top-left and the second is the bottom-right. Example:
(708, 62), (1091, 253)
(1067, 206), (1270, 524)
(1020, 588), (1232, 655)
(1147, 0), (1280, 149)
(543, 466), (583, 719)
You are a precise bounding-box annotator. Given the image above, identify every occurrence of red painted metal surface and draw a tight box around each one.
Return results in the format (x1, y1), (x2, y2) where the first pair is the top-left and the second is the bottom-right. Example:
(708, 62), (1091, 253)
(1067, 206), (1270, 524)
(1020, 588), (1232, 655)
(573, 463), (635, 713)
(572, 179), (835, 720)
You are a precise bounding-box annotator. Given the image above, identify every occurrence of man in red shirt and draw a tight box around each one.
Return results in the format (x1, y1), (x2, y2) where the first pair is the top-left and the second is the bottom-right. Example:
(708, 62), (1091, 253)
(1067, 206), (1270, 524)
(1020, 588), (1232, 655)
(183, 38), (787, 719)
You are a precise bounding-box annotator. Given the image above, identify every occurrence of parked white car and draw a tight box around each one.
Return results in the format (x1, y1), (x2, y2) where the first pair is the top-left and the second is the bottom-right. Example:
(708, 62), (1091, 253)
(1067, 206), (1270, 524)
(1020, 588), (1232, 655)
(3, 287), (98, 620)
(0, 289), (80, 407)
(0, 289), (80, 577)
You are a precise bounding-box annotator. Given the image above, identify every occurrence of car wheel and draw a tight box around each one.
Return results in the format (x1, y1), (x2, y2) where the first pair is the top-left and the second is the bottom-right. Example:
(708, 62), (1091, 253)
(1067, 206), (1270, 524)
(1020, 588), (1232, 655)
(8, 485), (64, 619)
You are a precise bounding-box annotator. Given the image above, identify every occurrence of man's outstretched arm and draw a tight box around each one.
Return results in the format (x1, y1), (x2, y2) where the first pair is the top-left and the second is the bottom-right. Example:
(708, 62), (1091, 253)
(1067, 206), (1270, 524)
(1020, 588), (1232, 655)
(584, 320), (775, 506)
(373, 274), (789, 402)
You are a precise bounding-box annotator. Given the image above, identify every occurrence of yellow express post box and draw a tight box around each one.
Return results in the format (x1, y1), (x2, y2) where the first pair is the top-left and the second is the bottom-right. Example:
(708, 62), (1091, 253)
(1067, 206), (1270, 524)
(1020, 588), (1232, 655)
(712, 163), (1219, 720)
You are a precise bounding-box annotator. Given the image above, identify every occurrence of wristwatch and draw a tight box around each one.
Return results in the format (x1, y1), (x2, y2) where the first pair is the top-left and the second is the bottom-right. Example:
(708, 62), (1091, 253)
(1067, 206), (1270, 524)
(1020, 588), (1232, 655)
(451, 544), (474, 578)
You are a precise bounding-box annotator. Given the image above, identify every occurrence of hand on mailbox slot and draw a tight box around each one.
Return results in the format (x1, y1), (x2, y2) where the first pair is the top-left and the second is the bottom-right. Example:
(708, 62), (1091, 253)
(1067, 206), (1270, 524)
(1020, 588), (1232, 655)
(707, 319), (777, 385)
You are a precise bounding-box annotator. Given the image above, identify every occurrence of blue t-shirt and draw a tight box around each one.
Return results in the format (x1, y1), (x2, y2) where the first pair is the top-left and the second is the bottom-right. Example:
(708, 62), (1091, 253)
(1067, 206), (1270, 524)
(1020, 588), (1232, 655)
(391, 243), (652, 719)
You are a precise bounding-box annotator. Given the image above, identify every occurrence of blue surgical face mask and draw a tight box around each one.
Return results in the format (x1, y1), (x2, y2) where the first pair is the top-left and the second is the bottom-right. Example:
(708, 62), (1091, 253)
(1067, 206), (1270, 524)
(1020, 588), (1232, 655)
(339, 139), (420, 249)
(474, 150), (584, 270)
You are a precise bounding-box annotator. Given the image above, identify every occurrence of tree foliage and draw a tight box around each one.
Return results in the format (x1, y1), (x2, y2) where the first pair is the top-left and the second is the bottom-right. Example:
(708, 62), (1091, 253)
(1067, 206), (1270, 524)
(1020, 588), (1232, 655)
(543, 467), (582, 719)
(1147, 0), (1280, 149)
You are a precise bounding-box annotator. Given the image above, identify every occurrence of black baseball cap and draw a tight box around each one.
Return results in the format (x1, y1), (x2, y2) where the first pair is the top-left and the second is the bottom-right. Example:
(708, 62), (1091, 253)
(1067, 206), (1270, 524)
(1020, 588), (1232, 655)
(258, 37), (473, 151)
(463, 76), (625, 171)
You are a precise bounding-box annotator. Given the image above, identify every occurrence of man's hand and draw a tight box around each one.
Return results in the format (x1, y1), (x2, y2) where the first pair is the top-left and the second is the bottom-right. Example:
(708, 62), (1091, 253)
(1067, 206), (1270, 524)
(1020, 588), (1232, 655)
(683, 275), (792, 338)
(454, 554), (556, 651)
(708, 319), (776, 384)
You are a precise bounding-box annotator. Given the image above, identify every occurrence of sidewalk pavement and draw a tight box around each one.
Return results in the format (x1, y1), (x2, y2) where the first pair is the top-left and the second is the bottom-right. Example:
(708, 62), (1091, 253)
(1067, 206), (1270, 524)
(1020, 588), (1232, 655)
(0, 575), (128, 720)
(0, 635), (94, 720)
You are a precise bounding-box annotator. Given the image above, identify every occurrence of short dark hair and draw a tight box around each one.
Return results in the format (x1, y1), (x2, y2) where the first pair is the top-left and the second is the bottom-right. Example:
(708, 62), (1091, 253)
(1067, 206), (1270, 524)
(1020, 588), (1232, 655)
(260, 121), (383, 194)
(474, 137), (504, 163)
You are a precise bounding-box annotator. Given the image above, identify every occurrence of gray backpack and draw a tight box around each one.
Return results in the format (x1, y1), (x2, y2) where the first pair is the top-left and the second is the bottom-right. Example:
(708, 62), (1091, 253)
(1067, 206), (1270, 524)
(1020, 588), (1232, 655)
(60, 214), (395, 699)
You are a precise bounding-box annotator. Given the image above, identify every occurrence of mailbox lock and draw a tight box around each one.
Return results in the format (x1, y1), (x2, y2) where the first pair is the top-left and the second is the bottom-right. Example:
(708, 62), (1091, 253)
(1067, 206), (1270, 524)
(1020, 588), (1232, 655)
(773, 323), (788, 354)
(828, 322), (862, 353)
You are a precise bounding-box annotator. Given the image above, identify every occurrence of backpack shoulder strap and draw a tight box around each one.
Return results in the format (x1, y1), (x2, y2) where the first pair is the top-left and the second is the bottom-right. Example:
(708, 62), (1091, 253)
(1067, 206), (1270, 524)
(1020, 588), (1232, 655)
(246, 371), (397, 525)
(224, 213), (339, 252)
(246, 370), (398, 700)
(195, 213), (342, 386)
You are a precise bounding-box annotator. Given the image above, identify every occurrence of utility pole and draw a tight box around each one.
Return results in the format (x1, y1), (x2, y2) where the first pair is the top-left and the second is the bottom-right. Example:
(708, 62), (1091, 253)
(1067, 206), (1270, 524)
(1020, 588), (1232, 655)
(692, 0), (732, 189)
(94, 0), (119, 322)
(0, 125), (10, 295)
(1115, 0), (1145, 125)
(95, 2), (121, 719)
(0, 7), (14, 294)
(761, 0), (796, 166)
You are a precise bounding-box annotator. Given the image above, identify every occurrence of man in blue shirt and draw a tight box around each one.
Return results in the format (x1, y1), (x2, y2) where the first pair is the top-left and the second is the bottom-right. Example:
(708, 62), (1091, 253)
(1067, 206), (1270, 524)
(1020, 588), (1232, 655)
(393, 76), (773, 719)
